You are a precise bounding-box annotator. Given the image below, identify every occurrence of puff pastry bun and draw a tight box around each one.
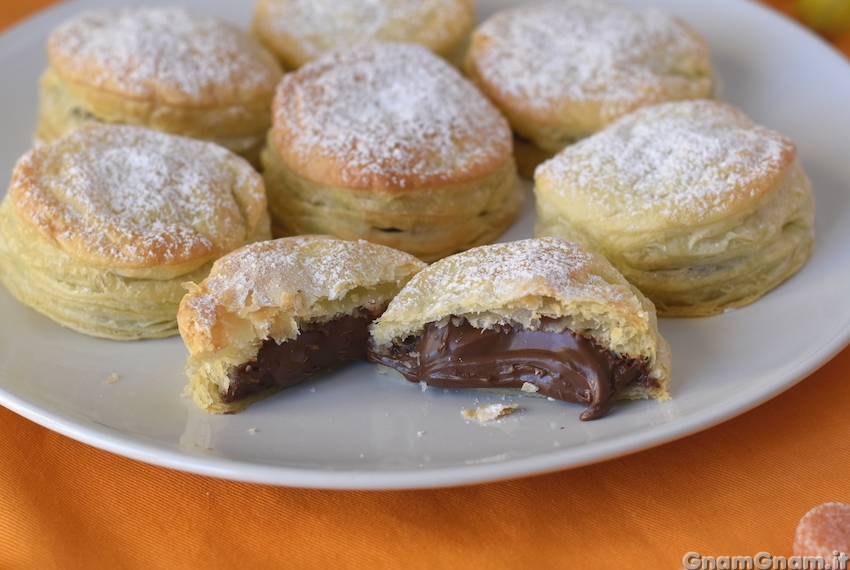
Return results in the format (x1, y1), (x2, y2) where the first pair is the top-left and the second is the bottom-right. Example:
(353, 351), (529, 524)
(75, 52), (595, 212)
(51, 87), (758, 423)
(252, 0), (475, 69)
(368, 237), (671, 420)
(534, 100), (815, 317)
(261, 42), (522, 262)
(465, 0), (715, 177)
(177, 236), (425, 413)
(36, 7), (282, 166)
(0, 125), (271, 340)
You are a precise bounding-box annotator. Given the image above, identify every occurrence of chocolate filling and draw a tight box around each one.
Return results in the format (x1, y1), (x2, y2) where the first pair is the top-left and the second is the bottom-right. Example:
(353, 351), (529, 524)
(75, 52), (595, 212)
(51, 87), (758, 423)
(368, 319), (656, 420)
(222, 308), (378, 404)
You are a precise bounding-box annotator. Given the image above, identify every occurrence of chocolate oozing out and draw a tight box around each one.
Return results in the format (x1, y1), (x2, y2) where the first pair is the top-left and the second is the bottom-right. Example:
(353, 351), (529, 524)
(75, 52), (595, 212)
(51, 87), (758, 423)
(368, 319), (656, 420)
(222, 308), (379, 404)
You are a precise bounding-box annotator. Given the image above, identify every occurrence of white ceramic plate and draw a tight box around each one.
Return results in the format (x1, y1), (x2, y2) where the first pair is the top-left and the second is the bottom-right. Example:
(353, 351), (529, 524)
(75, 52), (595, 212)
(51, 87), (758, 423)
(2, 0), (850, 490)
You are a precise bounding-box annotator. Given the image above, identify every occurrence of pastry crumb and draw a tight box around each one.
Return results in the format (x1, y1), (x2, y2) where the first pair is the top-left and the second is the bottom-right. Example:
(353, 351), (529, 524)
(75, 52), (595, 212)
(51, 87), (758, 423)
(104, 373), (119, 384)
(547, 397), (556, 402)
(420, 381), (428, 392)
(416, 430), (426, 437)
(247, 428), (258, 435)
(462, 403), (519, 423)
(521, 382), (538, 393)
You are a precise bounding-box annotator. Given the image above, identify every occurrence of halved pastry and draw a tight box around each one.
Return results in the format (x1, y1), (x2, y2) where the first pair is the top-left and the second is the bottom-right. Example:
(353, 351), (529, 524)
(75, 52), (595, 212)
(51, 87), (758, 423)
(0, 124), (270, 340)
(252, 0), (475, 69)
(177, 236), (425, 413)
(464, 0), (715, 177)
(261, 41), (522, 262)
(368, 237), (671, 420)
(37, 7), (282, 166)
(534, 100), (815, 317)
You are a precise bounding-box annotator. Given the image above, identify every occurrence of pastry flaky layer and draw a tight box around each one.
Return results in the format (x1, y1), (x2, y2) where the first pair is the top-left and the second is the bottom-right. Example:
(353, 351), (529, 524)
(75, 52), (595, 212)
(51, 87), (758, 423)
(263, 41), (522, 262)
(36, 6), (282, 165)
(534, 100), (815, 317)
(465, 0), (715, 176)
(252, 0), (475, 69)
(0, 124), (271, 340)
(177, 236), (426, 413)
(369, 237), (672, 405)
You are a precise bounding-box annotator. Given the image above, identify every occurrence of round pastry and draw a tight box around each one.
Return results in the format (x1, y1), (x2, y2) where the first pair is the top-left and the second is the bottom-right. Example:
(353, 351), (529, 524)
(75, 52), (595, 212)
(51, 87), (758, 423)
(0, 124), (271, 340)
(177, 236), (426, 413)
(36, 7), (283, 166)
(261, 41), (522, 262)
(464, 0), (715, 177)
(534, 100), (815, 317)
(368, 237), (671, 420)
(793, 503), (850, 561)
(252, 0), (475, 69)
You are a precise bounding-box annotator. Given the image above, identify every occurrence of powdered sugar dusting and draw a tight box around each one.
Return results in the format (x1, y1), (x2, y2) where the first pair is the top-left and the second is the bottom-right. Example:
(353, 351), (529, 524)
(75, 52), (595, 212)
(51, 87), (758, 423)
(15, 125), (256, 267)
(48, 7), (279, 103)
(538, 100), (796, 227)
(389, 238), (633, 317)
(471, 0), (710, 116)
(273, 42), (512, 188)
(186, 236), (422, 328)
(260, 0), (464, 61)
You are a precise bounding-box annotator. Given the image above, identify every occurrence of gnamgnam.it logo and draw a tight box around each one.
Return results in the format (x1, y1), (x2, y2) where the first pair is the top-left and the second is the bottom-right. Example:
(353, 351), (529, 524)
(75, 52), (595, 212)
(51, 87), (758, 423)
(683, 551), (849, 570)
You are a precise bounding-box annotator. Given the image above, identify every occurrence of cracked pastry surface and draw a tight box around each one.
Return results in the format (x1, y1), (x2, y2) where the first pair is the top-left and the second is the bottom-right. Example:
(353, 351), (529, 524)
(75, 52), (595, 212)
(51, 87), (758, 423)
(252, 0), (475, 69)
(534, 100), (815, 317)
(464, 0), (715, 177)
(0, 124), (271, 340)
(368, 237), (671, 420)
(36, 6), (282, 166)
(177, 236), (426, 413)
(261, 42), (522, 262)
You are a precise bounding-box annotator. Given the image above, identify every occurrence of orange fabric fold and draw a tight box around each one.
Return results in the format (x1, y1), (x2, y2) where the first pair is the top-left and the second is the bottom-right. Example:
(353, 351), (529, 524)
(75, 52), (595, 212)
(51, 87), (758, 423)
(1, 1), (849, 569)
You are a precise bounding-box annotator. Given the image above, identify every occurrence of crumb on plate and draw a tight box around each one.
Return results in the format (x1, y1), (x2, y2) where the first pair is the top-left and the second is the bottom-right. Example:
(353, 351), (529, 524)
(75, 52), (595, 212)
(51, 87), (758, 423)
(462, 403), (519, 423)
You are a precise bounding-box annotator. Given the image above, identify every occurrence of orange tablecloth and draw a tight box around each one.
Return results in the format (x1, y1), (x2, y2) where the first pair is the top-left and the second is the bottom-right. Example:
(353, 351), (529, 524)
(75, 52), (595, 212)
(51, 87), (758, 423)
(1, 1), (849, 568)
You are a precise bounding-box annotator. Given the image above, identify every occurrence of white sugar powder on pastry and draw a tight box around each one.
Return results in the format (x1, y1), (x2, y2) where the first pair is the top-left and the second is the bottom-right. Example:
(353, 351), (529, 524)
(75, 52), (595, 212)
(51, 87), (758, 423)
(0, 125), (271, 340)
(252, 0), (475, 69)
(534, 100), (815, 317)
(368, 237), (671, 420)
(36, 7), (282, 166)
(465, 0), (715, 177)
(178, 236), (425, 413)
(262, 42), (522, 262)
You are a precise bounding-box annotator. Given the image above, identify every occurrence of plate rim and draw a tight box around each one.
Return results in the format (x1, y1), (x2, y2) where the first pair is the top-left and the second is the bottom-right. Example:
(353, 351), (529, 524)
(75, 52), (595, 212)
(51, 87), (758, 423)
(1, 0), (850, 490)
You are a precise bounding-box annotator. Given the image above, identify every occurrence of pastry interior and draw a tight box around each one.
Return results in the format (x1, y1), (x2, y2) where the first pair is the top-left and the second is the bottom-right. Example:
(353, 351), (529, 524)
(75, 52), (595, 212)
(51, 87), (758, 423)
(178, 236), (426, 413)
(368, 237), (671, 420)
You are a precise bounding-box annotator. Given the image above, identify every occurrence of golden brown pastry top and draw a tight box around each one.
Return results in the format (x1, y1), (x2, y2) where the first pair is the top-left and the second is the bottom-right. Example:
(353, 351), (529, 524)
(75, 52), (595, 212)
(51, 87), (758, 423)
(370, 237), (670, 384)
(252, 0), (475, 69)
(269, 42), (513, 191)
(535, 100), (797, 232)
(178, 235), (426, 357)
(47, 6), (282, 110)
(9, 124), (270, 279)
(466, 0), (713, 128)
